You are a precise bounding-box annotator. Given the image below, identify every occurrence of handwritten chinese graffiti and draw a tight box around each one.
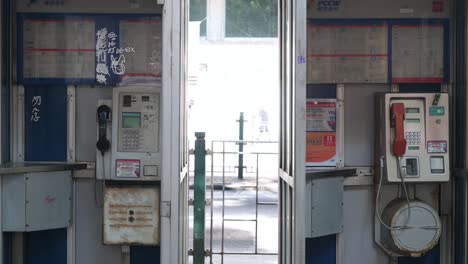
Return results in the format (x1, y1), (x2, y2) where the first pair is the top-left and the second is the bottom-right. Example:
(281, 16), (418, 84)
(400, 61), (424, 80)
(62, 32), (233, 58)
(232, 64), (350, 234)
(31, 96), (42, 122)
(96, 27), (136, 84)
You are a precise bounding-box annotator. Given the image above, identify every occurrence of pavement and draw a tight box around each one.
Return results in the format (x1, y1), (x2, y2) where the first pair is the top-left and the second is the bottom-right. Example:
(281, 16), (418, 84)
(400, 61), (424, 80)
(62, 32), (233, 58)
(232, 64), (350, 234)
(189, 175), (279, 264)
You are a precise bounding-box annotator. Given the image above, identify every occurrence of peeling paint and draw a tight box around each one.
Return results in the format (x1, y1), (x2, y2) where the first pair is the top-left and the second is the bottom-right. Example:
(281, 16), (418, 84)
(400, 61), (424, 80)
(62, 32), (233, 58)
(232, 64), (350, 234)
(103, 187), (160, 245)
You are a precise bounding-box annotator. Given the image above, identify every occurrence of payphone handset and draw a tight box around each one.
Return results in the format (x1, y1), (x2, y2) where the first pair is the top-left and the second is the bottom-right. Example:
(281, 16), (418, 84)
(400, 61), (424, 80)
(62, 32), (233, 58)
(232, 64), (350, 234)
(96, 105), (112, 156)
(111, 86), (161, 181)
(390, 103), (407, 157)
(376, 93), (449, 182)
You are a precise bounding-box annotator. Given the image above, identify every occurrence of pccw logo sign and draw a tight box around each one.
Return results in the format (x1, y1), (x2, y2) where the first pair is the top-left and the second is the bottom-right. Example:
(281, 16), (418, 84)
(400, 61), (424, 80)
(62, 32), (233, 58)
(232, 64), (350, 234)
(317, 0), (342, 12)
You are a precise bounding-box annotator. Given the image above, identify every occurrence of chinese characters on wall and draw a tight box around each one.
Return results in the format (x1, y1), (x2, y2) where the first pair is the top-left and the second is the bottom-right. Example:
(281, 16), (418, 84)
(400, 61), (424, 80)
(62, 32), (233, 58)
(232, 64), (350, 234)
(96, 27), (136, 84)
(30, 96), (42, 122)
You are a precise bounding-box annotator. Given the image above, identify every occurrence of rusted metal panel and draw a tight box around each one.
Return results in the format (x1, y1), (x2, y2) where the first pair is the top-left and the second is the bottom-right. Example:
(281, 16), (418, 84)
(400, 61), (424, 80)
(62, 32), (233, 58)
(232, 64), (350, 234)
(103, 187), (160, 245)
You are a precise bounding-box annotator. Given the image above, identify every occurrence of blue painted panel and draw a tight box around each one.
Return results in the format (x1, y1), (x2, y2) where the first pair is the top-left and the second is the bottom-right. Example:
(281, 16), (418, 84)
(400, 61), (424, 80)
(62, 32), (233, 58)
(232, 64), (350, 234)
(24, 228), (67, 264)
(307, 84), (337, 99)
(399, 244), (440, 264)
(306, 235), (336, 264)
(3, 232), (13, 264)
(24, 86), (67, 162)
(130, 246), (160, 264)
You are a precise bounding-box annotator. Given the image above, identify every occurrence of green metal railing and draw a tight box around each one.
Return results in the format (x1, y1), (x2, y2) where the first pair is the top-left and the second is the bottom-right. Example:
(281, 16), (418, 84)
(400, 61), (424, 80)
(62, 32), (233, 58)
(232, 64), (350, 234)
(190, 133), (279, 264)
(193, 132), (207, 263)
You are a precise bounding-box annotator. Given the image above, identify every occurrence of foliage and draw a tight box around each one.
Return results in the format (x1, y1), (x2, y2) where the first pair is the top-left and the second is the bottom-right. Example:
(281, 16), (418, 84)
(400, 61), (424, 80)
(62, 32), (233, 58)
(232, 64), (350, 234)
(190, 0), (278, 38)
(226, 0), (278, 37)
(190, 0), (207, 36)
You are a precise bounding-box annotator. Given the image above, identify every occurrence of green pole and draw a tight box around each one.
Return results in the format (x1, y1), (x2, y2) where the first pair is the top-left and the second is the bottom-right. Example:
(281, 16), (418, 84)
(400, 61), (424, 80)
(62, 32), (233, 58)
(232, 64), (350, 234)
(238, 112), (244, 180)
(193, 132), (206, 264)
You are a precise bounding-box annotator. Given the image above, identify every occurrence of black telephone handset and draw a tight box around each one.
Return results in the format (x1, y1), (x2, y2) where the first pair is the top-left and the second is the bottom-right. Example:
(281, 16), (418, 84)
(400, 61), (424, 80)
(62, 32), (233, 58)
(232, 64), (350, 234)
(96, 105), (111, 156)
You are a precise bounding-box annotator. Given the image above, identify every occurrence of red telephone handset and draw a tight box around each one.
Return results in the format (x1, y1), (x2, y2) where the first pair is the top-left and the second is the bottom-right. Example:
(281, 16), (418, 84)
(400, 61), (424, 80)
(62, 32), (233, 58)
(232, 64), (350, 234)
(391, 103), (407, 157)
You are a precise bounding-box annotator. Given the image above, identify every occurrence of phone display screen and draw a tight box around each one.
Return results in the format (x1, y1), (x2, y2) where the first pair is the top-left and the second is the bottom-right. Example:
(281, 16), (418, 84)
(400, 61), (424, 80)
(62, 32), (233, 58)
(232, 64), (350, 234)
(406, 118), (420, 124)
(122, 112), (141, 128)
(405, 108), (420, 113)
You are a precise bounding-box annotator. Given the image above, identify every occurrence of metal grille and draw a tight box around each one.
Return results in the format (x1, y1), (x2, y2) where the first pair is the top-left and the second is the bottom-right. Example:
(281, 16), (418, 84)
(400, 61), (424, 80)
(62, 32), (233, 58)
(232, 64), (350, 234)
(189, 140), (279, 264)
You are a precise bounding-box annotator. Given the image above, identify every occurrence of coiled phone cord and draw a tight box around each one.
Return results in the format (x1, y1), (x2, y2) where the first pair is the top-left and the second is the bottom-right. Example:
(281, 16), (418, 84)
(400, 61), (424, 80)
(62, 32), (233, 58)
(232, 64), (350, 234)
(375, 156), (409, 230)
(375, 156), (439, 230)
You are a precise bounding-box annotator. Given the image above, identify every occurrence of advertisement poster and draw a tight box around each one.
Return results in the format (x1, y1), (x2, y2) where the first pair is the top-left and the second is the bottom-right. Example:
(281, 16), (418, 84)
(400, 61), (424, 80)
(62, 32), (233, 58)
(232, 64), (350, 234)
(306, 100), (338, 166)
(116, 159), (141, 178)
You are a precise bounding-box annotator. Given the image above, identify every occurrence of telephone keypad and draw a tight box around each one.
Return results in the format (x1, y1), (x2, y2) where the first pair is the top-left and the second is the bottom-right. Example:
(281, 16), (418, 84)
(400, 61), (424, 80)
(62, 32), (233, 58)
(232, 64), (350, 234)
(405, 131), (421, 146)
(122, 131), (140, 150)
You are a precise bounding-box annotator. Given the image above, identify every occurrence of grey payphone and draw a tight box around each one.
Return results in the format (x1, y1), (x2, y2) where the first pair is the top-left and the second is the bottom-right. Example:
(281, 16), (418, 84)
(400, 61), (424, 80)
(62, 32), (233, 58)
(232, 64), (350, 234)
(110, 85), (161, 181)
(97, 85), (162, 246)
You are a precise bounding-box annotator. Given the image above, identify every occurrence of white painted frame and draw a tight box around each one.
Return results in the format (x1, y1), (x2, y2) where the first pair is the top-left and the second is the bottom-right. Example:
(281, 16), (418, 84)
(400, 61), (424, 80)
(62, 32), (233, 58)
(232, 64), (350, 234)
(293, 0), (307, 260)
(160, 0), (189, 263)
(336, 84), (345, 168)
(67, 85), (76, 162)
(66, 84), (76, 264)
(278, 0), (307, 263)
(0, 2), (4, 263)
(12, 85), (24, 162)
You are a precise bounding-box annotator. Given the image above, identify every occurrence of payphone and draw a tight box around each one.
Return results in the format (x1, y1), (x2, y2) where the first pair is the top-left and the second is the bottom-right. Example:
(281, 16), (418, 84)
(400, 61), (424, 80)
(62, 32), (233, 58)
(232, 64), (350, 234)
(110, 85), (161, 181)
(374, 93), (449, 257)
(375, 93), (450, 183)
(96, 85), (161, 181)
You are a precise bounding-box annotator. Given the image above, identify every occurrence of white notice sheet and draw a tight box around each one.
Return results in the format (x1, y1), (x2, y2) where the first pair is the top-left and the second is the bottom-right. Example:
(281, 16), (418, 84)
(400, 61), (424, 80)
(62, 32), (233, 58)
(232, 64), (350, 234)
(120, 19), (162, 79)
(307, 23), (388, 83)
(392, 25), (444, 83)
(23, 18), (95, 79)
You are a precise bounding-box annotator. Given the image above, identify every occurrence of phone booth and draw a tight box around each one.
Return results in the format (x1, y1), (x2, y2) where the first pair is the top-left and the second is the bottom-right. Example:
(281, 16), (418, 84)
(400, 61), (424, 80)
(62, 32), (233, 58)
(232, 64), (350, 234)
(280, 0), (468, 263)
(0, 1), (189, 264)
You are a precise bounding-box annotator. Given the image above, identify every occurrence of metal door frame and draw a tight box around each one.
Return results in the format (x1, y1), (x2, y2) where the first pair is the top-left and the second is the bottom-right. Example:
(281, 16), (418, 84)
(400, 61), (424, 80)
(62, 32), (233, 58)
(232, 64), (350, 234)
(160, 0), (190, 263)
(0, 1), (5, 263)
(278, 0), (307, 263)
(0, 0), (13, 262)
(454, 0), (468, 263)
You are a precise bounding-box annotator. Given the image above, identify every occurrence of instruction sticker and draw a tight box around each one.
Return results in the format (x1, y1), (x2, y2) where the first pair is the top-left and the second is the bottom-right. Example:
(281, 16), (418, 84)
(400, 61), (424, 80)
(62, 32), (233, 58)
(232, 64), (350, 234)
(116, 159), (141, 178)
(427, 141), (448, 153)
(429, 106), (445, 116)
(306, 100), (338, 166)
